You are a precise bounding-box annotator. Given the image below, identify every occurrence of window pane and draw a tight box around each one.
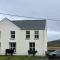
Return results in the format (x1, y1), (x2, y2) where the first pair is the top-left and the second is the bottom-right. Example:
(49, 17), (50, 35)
(26, 31), (30, 34)
(26, 35), (30, 39)
(29, 42), (35, 47)
(9, 42), (16, 47)
(11, 35), (15, 38)
(37, 35), (39, 38)
(29, 43), (32, 47)
(35, 35), (39, 39)
(33, 43), (35, 47)
(9, 43), (12, 47)
(11, 31), (15, 34)
(33, 48), (35, 51)
(13, 43), (16, 47)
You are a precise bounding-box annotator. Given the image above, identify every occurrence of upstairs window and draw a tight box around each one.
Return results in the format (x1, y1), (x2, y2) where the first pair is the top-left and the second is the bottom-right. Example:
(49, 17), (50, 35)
(34, 31), (39, 39)
(26, 31), (30, 39)
(11, 31), (15, 39)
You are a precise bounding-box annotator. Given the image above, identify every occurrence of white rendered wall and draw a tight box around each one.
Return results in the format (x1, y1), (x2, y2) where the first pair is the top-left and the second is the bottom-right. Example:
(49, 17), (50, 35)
(16, 30), (47, 56)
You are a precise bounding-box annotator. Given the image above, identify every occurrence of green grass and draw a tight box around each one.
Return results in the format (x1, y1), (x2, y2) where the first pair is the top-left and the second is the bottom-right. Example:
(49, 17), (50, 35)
(0, 55), (48, 60)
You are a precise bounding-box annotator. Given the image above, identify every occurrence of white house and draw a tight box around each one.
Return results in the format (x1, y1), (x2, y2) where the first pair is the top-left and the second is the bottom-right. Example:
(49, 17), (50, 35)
(0, 17), (47, 56)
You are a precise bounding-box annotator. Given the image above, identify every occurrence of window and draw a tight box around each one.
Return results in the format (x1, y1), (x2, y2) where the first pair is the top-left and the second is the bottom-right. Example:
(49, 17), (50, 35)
(26, 31), (30, 39)
(29, 42), (35, 51)
(9, 42), (16, 53)
(11, 31), (15, 39)
(34, 31), (39, 39)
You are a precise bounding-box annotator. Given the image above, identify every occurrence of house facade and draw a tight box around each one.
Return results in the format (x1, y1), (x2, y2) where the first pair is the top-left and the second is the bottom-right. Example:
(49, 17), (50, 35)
(0, 18), (47, 56)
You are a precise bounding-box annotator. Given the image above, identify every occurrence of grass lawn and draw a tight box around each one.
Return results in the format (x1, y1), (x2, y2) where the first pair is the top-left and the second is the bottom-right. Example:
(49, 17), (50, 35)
(0, 55), (48, 60)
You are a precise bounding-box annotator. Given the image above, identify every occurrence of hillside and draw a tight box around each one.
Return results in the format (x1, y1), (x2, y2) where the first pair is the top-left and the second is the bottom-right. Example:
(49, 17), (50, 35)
(48, 40), (60, 47)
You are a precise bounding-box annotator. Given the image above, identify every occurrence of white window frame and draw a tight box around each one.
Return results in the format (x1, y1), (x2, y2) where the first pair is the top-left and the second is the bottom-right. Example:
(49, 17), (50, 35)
(34, 31), (39, 39)
(10, 31), (15, 40)
(26, 31), (30, 39)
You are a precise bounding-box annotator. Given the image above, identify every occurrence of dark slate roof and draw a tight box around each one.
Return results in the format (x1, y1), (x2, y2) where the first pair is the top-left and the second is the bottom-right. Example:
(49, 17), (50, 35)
(12, 20), (46, 30)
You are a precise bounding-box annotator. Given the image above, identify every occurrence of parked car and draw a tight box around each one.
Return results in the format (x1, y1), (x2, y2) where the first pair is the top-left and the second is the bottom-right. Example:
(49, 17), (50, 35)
(47, 50), (60, 57)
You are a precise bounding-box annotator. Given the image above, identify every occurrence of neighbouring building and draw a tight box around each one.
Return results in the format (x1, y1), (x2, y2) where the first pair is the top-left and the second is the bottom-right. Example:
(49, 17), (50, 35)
(0, 17), (47, 56)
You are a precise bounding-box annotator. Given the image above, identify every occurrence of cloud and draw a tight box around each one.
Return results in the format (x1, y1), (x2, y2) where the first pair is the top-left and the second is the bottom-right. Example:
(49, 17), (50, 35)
(48, 30), (60, 41)
(48, 30), (60, 35)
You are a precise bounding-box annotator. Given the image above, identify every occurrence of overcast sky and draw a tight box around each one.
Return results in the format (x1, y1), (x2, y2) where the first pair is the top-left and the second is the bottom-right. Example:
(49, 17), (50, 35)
(0, 0), (60, 41)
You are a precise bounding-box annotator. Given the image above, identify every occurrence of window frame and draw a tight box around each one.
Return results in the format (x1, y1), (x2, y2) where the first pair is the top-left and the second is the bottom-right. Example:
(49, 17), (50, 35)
(34, 31), (39, 39)
(10, 31), (15, 40)
(29, 42), (35, 51)
(26, 31), (30, 39)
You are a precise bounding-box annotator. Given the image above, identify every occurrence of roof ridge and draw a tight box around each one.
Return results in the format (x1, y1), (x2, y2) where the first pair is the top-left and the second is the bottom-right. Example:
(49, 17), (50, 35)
(12, 20), (46, 21)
